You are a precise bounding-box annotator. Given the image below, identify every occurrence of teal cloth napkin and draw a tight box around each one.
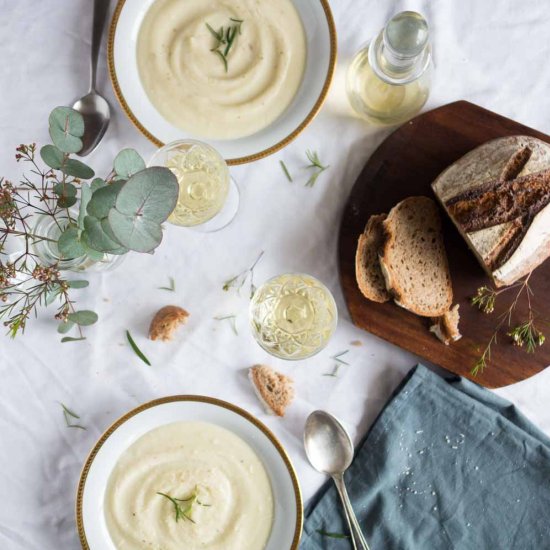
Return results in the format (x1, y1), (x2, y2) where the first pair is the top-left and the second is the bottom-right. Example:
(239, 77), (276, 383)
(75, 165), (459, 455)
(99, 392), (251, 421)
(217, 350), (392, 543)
(301, 365), (550, 549)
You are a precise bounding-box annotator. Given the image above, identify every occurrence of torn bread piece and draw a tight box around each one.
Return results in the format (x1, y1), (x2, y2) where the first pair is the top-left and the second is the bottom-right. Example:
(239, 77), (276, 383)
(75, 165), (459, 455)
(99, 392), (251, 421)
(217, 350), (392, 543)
(149, 305), (189, 341)
(248, 365), (294, 417)
(430, 304), (462, 345)
(355, 213), (390, 303)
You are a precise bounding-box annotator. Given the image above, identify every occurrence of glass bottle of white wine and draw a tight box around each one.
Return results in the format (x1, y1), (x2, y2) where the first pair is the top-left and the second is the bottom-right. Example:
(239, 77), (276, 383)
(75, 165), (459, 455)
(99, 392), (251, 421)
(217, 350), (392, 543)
(347, 11), (432, 126)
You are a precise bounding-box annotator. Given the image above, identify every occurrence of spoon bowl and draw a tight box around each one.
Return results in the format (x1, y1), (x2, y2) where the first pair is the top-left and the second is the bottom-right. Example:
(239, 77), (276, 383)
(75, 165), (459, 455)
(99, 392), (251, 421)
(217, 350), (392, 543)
(304, 410), (371, 550)
(72, 91), (110, 156)
(304, 410), (354, 475)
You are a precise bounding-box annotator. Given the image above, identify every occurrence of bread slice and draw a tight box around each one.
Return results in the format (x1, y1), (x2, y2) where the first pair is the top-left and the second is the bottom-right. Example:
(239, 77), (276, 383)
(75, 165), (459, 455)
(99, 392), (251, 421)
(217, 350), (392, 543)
(355, 214), (390, 303)
(248, 365), (294, 417)
(379, 196), (453, 317)
(432, 136), (550, 287)
(430, 304), (462, 345)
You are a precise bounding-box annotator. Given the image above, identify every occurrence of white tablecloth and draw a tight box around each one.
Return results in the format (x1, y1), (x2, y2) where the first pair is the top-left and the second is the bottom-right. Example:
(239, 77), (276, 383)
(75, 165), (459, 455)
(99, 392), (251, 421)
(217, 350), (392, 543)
(1, 1), (550, 548)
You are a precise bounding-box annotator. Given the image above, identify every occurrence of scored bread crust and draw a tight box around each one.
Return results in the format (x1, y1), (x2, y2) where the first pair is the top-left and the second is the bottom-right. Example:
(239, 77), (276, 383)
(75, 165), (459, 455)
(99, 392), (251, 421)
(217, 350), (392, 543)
(355, 214), (390, 303)
(432, 136), (550, 287)
(379, 196), (453, 317)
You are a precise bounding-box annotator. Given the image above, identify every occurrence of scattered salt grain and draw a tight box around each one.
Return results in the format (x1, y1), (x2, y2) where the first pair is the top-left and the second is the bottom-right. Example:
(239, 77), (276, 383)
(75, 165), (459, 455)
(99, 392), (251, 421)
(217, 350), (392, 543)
(416, 430), (424, 434)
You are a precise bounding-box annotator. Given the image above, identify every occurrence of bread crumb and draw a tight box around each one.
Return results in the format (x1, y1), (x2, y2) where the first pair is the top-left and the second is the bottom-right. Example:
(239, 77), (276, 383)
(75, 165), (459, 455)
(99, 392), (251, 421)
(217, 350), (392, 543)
(148, 305), (189, 341)
(430, 304), (461, 345)
(350, 340), (363, 347)
(248, 365), (294, 417)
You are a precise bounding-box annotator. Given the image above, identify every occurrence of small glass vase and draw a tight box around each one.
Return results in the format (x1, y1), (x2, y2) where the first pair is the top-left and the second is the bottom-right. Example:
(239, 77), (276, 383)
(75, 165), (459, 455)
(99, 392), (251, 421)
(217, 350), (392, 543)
(31, 212), (125, 273)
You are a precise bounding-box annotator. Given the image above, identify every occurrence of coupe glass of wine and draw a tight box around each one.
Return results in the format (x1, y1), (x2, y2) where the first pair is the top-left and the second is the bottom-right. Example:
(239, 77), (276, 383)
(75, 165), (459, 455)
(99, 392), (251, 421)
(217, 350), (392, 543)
(249, 273), (338, 360)
(148, 139), (239, 232)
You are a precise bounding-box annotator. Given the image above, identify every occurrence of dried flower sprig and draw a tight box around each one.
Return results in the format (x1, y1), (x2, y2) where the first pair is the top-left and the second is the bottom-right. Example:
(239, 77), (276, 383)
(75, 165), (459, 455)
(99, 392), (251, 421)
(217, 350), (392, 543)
(222, 250), (264, 298)
(0, 107), (178, 340)
(471, 272), (545, 375)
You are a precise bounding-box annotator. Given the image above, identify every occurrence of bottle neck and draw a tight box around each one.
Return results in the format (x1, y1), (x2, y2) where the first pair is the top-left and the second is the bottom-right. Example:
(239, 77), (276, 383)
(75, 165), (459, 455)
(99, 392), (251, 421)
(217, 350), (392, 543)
(368, 29), (431, 85)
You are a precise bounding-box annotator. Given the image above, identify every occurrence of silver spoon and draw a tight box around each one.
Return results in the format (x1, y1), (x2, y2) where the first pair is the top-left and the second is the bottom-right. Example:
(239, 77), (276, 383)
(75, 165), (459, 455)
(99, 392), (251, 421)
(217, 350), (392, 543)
(72, 0), (111, 156)
(304, 410), (371, 550)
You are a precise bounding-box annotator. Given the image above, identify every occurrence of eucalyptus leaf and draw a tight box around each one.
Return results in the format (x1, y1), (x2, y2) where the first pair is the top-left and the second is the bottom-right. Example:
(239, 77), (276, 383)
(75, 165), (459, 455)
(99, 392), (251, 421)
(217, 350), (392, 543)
(114, 148), (146, 179)
(62, 158), (94, 179)
(40, 144), (64, 170)
(114, 167), (178, 223)
(49, 126), (82, 154)
(82, 215), (127, 253)
(87, 181), (124, 219)
(57, 320), (75, 334)
(57, 226), (86, 259)
(61, 336), (87, 343)
(78, 183), (92, 229)
(48, 107), (84, 154)
(80, 233), (106, 262)
(91, 178), (107, 192)
(67, 280), (89, 289)
(53, 182), (77, 197)
(100, 218), (128, 255)
(48, 107), (84, 137)
(108, 209), (163, 253)
(67, 310), (98, 326)
(58, 195), (78, 208)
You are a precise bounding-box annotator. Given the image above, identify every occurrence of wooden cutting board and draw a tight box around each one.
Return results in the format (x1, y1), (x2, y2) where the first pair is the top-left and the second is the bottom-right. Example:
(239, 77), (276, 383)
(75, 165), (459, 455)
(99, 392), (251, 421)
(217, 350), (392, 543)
(338, 100), (550, 389)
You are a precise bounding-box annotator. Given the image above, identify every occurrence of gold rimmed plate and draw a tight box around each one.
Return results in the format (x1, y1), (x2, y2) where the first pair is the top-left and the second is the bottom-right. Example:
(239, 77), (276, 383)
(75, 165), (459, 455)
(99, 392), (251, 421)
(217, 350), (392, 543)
(108, 0), (337, 165)
(76, 395), (303, 549)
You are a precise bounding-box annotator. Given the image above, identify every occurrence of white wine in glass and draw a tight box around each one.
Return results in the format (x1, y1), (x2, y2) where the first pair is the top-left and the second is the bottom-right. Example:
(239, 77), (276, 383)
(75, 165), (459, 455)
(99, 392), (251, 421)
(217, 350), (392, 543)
(148, 139), (238, 230)
(250, 273), (338, 360)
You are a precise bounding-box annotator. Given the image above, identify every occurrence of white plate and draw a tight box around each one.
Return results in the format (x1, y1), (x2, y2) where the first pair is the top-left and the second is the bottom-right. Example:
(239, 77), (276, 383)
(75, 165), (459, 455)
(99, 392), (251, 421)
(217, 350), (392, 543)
(76, 396), (302, 549)
(108, 0), (337, 165)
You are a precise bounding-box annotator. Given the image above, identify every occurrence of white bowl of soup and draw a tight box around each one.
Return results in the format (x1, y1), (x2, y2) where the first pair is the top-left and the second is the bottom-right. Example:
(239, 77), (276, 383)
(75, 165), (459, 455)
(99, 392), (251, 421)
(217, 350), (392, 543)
(77, 396), (302, 549)
(108, 0), (336, 164)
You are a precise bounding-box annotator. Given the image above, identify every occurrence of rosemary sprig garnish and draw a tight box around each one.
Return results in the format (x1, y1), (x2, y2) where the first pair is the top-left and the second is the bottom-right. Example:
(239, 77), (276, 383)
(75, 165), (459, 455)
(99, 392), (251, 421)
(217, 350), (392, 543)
(332, 350), (350, 365)
(323, 350), (350, 377)
(206, 23), (224, 45)
(280, 160), (293, 182)
(323, 364), (341, 377)
(60, 402), (86, 430)
(305, 150), (329, 187)
(214, 50), (228, 72)
(206, 18), (243, 72)
(316, 529), (350, 539)
(471, 272), (545, 375)
(126, 330), (151, 366)
(214, 314), (238, 335)
(222, 250), (264, 298)
(157, 488), (210, 523)
(158, 277), (175, 292)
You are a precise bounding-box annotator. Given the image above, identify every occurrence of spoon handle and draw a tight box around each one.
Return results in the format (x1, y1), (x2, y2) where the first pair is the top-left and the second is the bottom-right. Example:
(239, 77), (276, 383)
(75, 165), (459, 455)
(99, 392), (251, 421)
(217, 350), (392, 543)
(333, 474), (371, 550)
(90, 0), (111, 91)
